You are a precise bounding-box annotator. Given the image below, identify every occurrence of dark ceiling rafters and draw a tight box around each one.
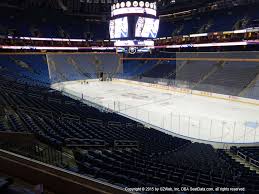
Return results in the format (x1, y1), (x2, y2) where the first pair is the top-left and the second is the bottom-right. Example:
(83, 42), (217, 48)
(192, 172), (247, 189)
(2, 0), (259, 16)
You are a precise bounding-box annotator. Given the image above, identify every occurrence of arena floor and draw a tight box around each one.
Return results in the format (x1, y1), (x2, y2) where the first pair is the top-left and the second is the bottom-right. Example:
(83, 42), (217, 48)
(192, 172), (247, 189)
(52, 79), (259, 144)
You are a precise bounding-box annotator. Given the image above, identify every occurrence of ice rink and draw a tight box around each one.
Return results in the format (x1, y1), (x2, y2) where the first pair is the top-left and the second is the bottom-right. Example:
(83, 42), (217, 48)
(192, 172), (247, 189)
(52, 79), (259, 144)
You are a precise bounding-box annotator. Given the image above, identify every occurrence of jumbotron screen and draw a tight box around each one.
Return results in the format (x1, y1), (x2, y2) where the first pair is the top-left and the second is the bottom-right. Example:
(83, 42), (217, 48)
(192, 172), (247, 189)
(109, 17), (129, 39)
(135, 17), (159, 38)
(109, 1), (159, 43)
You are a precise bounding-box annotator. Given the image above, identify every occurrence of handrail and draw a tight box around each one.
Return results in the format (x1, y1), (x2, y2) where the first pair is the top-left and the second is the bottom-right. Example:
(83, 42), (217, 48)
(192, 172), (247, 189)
(0, 149), (131, 194)
(249, 157), (259, 168)
(237, 150), (247, 160)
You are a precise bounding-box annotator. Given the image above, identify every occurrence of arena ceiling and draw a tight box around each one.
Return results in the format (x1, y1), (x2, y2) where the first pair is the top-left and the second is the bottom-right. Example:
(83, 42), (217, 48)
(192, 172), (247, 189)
(1, 0), (257, 16)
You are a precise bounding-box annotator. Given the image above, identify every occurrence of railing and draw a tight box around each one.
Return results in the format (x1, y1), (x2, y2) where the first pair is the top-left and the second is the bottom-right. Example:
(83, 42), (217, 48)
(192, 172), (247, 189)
(250, 157), (259, 168)
(0, 149), (129, 194)
(65, 138), (108, 148)
(114, 140), (139, 148)
(0, 141), (64, 166)
(231, 147), (259, 169)
(237, 151), (247, 160)
(108, 121), (122, 127)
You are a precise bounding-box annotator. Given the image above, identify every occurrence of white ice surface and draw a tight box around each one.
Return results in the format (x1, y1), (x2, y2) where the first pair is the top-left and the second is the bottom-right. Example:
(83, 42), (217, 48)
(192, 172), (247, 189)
(52, 80), (259, 144)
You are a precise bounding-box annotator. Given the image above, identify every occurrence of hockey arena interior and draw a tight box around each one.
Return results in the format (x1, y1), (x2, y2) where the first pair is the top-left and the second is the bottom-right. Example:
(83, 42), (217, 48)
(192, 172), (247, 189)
(0, 0), (259, 193)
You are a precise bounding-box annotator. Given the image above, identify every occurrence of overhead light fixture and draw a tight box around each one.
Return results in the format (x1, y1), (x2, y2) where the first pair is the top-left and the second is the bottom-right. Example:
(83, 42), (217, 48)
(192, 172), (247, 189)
(133, 1), (139, 7)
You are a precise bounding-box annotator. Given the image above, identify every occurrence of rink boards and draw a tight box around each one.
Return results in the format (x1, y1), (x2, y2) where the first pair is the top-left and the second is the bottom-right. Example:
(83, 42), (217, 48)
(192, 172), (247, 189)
(52, 79), (259, 145)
